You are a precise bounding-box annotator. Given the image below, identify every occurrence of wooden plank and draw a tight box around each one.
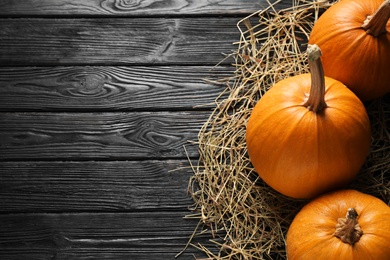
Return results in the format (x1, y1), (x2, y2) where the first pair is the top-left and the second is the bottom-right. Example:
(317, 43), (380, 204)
(0, 66), (230, 112)
(0, 160), (196, 213)
(0, 212), (211, 260)
(0, 111), (208, 160)
(0, 0), (270, 17)
(0, 249), (209, 260)
(0, 17), (240, 66)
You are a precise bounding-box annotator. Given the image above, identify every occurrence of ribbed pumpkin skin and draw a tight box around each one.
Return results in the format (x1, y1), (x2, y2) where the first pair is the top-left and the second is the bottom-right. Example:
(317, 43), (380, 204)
(246, 74), (371, 199)
(309, 0), (390, 101)
(287, 190), (390, 260)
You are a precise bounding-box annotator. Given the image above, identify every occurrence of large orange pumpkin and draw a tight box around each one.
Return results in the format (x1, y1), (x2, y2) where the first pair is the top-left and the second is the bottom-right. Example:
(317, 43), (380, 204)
(245, 45), (371, 199)
(309, 0), (390, 101)
(286, 189), (390, 259)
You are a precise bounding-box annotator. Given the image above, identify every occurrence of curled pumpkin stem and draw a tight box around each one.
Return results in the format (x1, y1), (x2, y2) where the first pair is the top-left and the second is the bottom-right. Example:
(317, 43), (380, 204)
(334, 208), (363, 245)
(303, 44), (327, 113)
(362, 0), (390, 37)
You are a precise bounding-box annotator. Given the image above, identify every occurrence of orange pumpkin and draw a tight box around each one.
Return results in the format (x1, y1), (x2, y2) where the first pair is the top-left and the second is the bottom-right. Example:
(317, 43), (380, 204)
(245, 45), (371, 199)
(309, 0), (390, 101)
(286, 189), (390, 259)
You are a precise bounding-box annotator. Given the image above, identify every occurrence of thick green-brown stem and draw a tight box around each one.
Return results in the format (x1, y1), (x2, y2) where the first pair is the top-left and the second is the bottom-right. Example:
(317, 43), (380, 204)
(362, 0), (390, 37)
(303, 44), (327, 113)
(334, 208), (363, 245)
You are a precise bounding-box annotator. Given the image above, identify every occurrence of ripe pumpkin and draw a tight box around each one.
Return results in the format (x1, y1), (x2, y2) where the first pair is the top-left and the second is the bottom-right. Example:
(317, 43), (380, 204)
(286, 189), (390, 259)
(245, 45), (371, 199)
(309, 0), (390, 101)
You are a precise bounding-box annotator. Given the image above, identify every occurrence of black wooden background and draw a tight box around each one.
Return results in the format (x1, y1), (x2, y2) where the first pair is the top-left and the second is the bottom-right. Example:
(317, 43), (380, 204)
(0, 0), (286, 259)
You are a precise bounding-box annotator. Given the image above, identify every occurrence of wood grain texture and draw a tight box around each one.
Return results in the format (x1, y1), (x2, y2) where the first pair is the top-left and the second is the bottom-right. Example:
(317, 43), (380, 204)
(0, 112), (207, 160)
(0, 0), (271, 17)
(0, 66), (230, 112)
(0, 160), (195, 213)
(0, 17), (240, 66)
(0, 212), (212, 260)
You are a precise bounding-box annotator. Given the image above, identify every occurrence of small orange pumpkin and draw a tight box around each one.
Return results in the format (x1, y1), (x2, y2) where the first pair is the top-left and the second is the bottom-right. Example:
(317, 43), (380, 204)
(245, 45), (371, 199)
(309, 0), (390, 101)
(286, 189), (390, 259)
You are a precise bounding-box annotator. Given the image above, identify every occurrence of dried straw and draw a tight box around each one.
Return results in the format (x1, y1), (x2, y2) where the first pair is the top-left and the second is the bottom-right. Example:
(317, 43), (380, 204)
(183, 0), (390, 259)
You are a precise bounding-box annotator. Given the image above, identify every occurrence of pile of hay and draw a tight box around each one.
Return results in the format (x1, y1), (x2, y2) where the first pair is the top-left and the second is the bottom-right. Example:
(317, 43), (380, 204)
(184, 0), (390, 259)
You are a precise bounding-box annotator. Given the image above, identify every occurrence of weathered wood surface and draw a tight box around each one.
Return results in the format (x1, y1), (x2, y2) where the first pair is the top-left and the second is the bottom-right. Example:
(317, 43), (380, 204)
(0, 0), (274, 259)
(0, 212), (211, 260)
(0, 66), (230, 111)
(0, 112), (206, 160)
(0, 160), (194, 213)
(0, 0), (267, 16)
(0, 17), (240, 66)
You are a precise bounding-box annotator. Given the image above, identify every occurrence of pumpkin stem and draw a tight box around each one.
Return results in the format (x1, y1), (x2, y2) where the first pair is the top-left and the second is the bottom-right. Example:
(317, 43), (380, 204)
(361, 0), (390, 37)
(303, 44), (327, 113)
(334, 208), (363, 245)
